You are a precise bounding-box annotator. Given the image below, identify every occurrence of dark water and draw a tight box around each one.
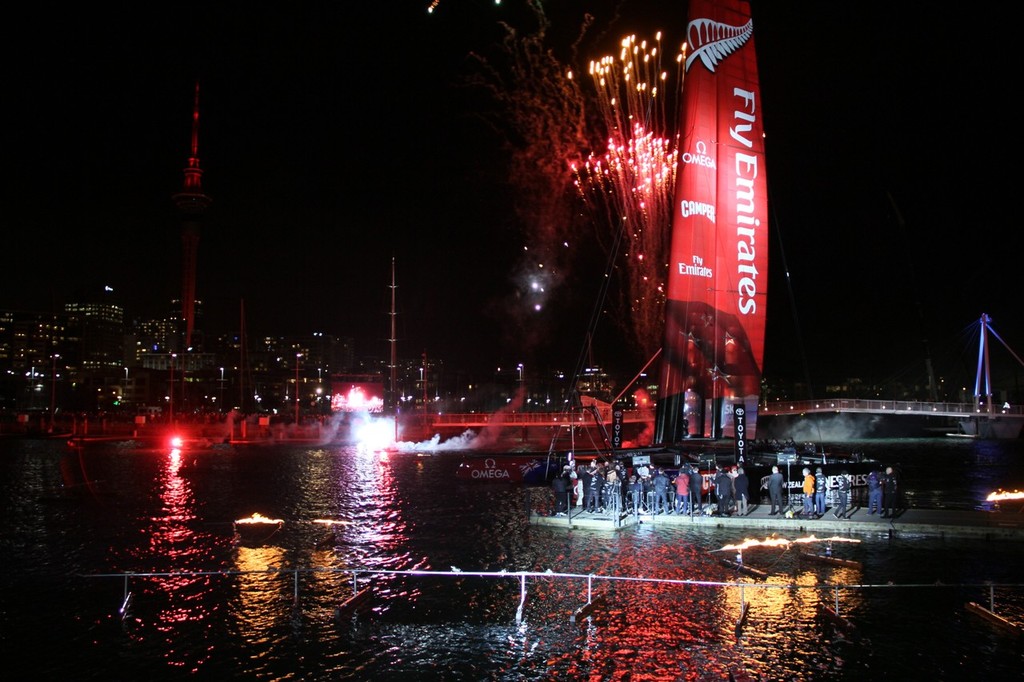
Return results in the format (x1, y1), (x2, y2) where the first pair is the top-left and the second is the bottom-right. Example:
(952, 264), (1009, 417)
(2, 437), (1022, 680)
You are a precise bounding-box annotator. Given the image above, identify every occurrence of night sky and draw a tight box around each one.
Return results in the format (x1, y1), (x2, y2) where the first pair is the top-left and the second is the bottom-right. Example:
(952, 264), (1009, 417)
(3, 1), (1019, 395)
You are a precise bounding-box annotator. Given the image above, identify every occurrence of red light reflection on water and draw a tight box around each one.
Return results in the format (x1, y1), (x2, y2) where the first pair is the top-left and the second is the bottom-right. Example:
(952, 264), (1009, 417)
(148, 449), (197, 554)
(118, 447), (224, 669)
(506, 532), (869, 678)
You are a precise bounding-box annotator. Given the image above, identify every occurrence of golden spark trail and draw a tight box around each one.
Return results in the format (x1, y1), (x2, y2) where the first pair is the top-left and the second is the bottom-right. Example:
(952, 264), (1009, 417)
(572, 32), (687, 362)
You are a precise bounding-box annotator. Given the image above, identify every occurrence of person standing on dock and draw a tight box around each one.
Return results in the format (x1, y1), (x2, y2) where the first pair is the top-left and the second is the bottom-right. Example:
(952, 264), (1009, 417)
(627, 474), (643, 514)
(673, 467), (691, 515)
(833, 471), (851, 519)
(571, 464), (583, 508)
(882, 465), (900, 518)
(603, 468), (622, 516)
(552, 466), (570, 516)
(589, 462), (602, 509)
(734, 467), (750, 516)
(652, 467), (671, 514)
(867, 468), (883, 515)
(715, 466), (733, 516)
(581, 463), (598, 513)
(801, 468), (815, 518)
(768, 466), (785, 515)
(688, 464), (704, 516)
(814, 467), (827, 518)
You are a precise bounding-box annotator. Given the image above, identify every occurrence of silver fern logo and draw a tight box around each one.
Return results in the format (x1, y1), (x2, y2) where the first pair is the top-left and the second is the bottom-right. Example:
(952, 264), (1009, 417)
(685, 16), (753, 73)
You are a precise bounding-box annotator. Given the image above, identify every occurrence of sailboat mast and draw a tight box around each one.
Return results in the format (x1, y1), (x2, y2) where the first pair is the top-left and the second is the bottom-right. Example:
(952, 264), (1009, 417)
(239, 298), (247, 414)
(389, 257), (398, 440)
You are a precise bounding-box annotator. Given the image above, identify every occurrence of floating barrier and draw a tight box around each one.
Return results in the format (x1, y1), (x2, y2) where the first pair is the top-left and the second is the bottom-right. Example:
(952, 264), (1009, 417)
(735, 600), (750, 637)
(335, 587), (374, 619)
(570, 595), (607, 624)
(817, 604), (856, 634)
(965, 601), (1023, 637)
(720, 558), (769, 580)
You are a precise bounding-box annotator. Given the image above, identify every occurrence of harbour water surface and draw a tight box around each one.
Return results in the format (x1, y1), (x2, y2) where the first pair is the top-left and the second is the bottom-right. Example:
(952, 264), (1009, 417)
(2, 436), (1022, 680)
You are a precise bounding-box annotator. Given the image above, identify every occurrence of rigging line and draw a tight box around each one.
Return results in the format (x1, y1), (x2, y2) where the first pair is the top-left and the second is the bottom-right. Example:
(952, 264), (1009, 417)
(766, 181), (810, 397)
(984, 317), (1024, 370)
(547, 217), (626, 457)
(765, 173), (822, 444)
(887, 191), (938, 400)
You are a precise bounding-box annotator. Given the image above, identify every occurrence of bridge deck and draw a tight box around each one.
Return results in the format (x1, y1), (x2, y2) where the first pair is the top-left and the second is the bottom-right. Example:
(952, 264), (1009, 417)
(417, 400), (1022, 429)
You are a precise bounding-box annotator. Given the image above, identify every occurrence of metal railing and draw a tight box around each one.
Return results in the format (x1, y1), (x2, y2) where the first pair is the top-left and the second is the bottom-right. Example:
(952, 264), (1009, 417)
(83, 566), (1024, 633)
(761, 398), (1024, 419)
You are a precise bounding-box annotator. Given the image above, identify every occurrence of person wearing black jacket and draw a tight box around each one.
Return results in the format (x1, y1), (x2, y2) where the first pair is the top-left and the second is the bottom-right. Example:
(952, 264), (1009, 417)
(714, 466), (733, 516)
(688, 464), (704, 515)
(733, 467), (750, 516)
(768, 465), (785, 515)
(882, 465), (900, 518)
(551, 466), (571, 516)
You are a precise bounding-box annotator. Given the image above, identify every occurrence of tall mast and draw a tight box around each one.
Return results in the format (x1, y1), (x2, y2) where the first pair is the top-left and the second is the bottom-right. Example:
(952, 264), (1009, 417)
(389, 257), (398, 441)
(239, 298), (247, 413)
(389, 257), (398, 411)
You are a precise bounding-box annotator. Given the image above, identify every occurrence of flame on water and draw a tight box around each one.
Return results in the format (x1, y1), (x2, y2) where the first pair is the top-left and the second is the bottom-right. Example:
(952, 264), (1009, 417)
(987, 489), (1024, 502)
(234, 512), (284, 525)
(720, 534), (861, 552)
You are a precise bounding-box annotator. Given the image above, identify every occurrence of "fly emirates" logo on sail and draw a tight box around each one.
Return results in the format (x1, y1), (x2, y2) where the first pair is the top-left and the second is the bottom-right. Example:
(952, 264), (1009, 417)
(730, 87), (760, 316)
(677, 87), (761, 316)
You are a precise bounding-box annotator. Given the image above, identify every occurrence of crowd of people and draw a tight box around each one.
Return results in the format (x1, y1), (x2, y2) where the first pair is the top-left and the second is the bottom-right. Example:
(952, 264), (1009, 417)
(549, 458), (904, 520)
(549, 459), (755, 518)
(793, 464), (900, 519)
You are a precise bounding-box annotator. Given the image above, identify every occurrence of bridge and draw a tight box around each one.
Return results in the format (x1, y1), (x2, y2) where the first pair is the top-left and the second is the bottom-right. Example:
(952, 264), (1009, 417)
(759, 398), (1024, 420)
(415, 399), (1023, 430)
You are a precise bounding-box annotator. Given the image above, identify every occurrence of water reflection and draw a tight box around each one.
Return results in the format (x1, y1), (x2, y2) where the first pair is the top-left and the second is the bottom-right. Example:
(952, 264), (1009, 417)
(119, 447), (228, 670)
(232, 544), (289, 634)
(4, 438), (1024, 679)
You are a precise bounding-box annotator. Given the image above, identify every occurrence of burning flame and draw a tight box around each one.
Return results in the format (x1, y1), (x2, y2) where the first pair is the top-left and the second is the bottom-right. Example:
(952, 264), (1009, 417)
(234, 512), (283, 526)
(986, 489), (1024, 502)
(719, 534), (861, 551)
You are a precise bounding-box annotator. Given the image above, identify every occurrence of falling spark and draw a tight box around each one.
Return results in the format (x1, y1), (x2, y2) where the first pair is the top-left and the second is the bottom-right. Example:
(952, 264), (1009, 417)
(463, 4), (593, 353)
(572, 32), (687, 362)
(452, 8), (692, 370)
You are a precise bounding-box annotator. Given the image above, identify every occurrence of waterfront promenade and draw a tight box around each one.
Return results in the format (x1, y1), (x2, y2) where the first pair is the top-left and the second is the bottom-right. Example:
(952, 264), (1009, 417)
(532, 500), (1024, 540)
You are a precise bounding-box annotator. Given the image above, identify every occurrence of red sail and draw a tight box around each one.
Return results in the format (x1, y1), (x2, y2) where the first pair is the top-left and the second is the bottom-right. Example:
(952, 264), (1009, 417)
(655, 0), (768, 443)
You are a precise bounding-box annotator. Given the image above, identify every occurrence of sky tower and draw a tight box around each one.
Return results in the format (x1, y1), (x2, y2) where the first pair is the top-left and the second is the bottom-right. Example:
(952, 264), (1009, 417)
(172, 82), (211, 350)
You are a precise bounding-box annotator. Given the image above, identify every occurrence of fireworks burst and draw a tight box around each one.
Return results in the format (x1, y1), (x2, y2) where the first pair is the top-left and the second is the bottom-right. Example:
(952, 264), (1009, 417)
(463, 5), (596, 358)
(572, 32), (686, 364)
(448, 4), (691, 372)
